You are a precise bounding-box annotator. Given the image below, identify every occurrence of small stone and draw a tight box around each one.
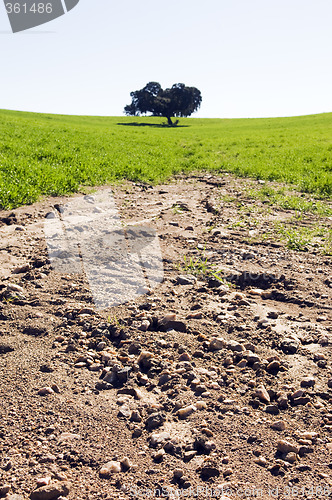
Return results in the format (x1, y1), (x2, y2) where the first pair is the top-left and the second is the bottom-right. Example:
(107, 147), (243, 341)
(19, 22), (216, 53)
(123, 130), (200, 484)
(254, 456), (267, 466)
(118, 405), (131, 419)
(30, 482), (70, 500)
(255, 384), (270, 404)
(58, 432), (80, 443)
(223, 468), (233, 477)
(277, 440), (299, 454)
(38, 387), (54, 396)
(178, 405), (196, 419)
(150, 432), (171, 447)
(36, 477), (52, 487)
(281, 336), (300, 354)
(265, 405), (279, 415)
(138, 320), (150, 332)
(179, 352), (191, 362)
(271, 420), (287, 431)
(177, 275), (197, 285)
(301, 377), (315, 388)
(145, 412), (166, 430)
(200, 465), (220, 480)
(99, 461), (121, 477)
(173, 468), (184, 479)
(153, 449), (165, 461)
(266, 360), (280, 373)
(120, 456), (131, 470)
(209, 338), (226, 351)
(0, 484), (10, 496)
(227, 340), (245, 352)
(327, 379), (332, 388)
(284, 452), (298, 463)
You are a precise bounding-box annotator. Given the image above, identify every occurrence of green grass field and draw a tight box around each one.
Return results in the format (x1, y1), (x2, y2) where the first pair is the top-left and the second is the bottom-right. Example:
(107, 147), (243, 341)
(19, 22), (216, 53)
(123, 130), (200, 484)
(0, 109), (331, 209)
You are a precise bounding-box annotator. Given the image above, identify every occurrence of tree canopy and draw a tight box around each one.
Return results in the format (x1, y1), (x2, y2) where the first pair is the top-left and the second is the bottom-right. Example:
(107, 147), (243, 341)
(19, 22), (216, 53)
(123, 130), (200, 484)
(124, 82), (202, 125)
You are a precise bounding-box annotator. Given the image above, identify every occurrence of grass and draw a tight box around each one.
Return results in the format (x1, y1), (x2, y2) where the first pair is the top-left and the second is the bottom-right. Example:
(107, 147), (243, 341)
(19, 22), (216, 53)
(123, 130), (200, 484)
(0, 109), (332, 209)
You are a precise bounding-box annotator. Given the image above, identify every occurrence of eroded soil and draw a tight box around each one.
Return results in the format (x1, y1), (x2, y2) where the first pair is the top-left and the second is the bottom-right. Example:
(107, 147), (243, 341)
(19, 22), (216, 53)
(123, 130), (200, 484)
(0, 174), (332, 500)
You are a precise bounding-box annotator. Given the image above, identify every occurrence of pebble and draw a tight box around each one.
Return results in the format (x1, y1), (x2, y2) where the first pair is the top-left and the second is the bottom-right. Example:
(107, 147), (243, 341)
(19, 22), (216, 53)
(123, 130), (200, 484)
(178, 405), (196, 419)
(153, 449), (165, 461)
(30, 482), (70, 500)
(177, 275), (197, 285)
(150, 432), (171, 447)
(38, 387), (54, 396)
(254, 456), (267, 466)
(0, 485), (10, 496)
(209, 338), (226, 351)
(301, 377), (315, 388)
(99, 461), (121, 477)
(277, 440), (299, 454)
(271, 420), (287, 431)
(255, 384), (270, 404)
(120, 456), (131, 470)
(173, 468), (184, 479)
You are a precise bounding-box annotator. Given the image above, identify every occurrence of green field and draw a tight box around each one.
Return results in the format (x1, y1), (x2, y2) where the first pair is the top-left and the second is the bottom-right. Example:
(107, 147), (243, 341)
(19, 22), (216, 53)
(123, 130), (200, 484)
(0, 109), (331, 210)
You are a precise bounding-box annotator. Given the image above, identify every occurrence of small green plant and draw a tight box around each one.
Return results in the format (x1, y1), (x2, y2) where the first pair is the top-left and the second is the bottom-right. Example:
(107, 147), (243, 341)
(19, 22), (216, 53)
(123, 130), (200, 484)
(178, 247), (225, 283)
(279, 227), (312, 251)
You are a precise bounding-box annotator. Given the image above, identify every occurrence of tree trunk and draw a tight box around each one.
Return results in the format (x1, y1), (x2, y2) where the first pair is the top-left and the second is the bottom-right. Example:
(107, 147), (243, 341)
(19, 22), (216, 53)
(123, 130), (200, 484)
(166, 116), (173, 126)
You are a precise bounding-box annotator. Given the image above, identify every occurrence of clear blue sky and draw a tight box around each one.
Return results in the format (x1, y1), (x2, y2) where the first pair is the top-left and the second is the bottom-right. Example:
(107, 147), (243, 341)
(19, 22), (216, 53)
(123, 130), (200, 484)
(1, 0), (332, 118)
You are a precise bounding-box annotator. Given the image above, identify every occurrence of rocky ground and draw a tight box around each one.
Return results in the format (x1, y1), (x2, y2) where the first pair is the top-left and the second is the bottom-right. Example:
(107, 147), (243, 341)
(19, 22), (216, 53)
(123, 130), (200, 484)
(0, 174), (332, 500)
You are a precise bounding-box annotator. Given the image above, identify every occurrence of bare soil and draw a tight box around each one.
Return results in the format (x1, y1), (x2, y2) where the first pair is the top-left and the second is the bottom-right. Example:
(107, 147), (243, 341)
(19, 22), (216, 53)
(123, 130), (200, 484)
(0, 174), (331, 500)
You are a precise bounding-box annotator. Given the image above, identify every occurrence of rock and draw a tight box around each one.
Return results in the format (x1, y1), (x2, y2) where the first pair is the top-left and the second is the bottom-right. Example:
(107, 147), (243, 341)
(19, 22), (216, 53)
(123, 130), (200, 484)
(209, 338), (226, 351)
(58, 433), (80, 443)
(7, 496), (25, 500)
(254, 456), (267, 466)
(150, 432), (171, 447)
(145, 412), (166, 430)
(30, 482), (70, 500)
(281, 336), (300, 354)
(277, 440), (299, 454)
(177, 275), (197, 285)
(292, 397), (311, 406)
(271, 420), (287, 431)
(117, 405), (131, 419)
(266, 360), (280, 373)
(265, 405), (279, 415)
(255, 384), (270, 404)
(120, 457), (131, 470)
(200, 465), (220, 480)
(173, 468), (184, 479)
(138, 320), (150, 332)
(327, 379), (332, 388)
(153, 449), (165, 461)
(0, 484), (10, 496)
(178, 405), (196, 419)
(38, 387), (54, 396)
(301, 377), (315, 388)
(284, 452), (298, 463)
(227, 340), (245, 352)
(99, 461), (121, 477)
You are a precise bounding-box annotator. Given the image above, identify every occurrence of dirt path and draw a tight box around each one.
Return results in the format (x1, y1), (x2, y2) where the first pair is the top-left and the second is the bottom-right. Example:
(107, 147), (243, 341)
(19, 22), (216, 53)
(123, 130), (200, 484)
(0, 174), (331, 500)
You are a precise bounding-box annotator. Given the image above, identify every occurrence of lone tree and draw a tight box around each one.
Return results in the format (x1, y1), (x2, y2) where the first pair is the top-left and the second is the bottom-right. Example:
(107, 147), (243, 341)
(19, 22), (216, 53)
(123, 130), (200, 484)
(124, 82), (202, 125)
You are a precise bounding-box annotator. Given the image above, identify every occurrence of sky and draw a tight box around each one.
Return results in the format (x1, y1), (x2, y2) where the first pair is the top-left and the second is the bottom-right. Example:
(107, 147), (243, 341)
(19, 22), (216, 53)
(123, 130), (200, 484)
(1, 0), (332, 119)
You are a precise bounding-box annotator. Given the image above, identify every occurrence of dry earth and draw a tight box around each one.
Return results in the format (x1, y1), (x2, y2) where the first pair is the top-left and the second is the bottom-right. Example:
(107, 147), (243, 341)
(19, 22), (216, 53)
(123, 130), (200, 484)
(0, 174), (332, 500)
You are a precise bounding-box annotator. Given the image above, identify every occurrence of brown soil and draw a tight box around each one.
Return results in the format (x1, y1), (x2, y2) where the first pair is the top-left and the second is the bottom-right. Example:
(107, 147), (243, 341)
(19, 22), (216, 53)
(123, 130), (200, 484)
(0, 174), (331, 500)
